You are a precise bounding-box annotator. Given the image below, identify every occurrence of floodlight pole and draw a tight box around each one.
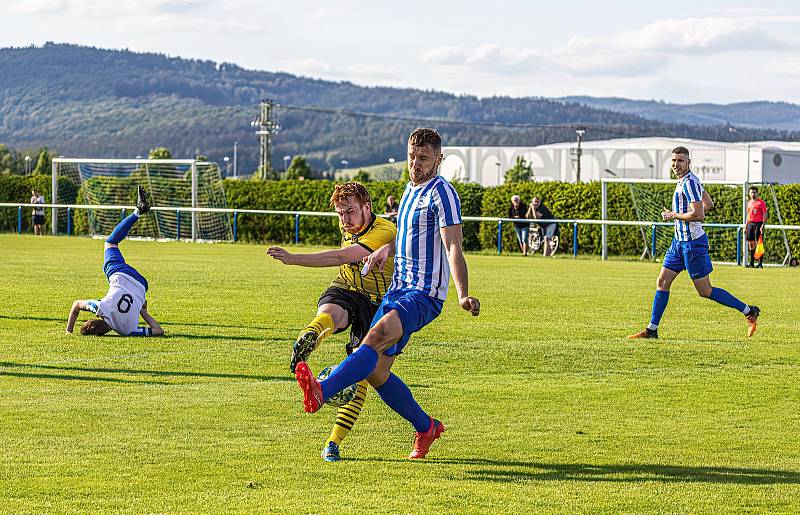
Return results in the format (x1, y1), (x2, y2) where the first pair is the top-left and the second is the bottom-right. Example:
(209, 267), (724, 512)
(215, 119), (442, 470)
(601, 179), (607, 261)
(575, 128), (586, 182)
(233, 141), (238, 178)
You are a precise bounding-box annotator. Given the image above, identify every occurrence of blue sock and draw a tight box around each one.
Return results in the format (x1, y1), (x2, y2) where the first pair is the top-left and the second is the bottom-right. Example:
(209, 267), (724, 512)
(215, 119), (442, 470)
(649, 290), (670, 328)
(106, 213), (139, 244)
(709, 287), (747, 313)
(320, 345), (378, 400)
(375, 373), (430, 432)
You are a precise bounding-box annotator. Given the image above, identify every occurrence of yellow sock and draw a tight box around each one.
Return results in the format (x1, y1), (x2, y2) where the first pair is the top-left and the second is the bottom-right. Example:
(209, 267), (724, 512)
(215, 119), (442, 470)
(299, 313), (335, 350)
(327, 381), (369, 446)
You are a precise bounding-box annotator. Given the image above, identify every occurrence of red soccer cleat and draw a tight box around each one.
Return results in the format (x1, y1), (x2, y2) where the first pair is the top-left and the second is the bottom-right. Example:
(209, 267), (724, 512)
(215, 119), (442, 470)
(295, 362), (323, 413)
(409, 417), (445, 459)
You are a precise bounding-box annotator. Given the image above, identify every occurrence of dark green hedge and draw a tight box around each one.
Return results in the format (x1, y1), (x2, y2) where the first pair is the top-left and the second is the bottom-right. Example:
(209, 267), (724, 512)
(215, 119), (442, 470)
(2, 174), (798, 261)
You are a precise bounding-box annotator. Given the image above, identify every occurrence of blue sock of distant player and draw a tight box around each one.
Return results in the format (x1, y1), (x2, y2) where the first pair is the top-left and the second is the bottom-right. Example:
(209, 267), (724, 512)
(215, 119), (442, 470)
(647, 290), (669, 330)
(708, 287), (749, 313)
(374, 373), (430, 432)
(320, 345), (378, 400)
(106, 211), (140, 245)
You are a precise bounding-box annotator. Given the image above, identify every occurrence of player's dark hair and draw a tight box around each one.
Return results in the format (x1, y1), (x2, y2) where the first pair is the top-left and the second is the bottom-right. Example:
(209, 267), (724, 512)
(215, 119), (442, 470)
(672, 146), (690, 156)
(330, 182), (371, 208)
(408, 128), (442, 152)
(749, 186), (758, 193)
(80, 318), (111, 336)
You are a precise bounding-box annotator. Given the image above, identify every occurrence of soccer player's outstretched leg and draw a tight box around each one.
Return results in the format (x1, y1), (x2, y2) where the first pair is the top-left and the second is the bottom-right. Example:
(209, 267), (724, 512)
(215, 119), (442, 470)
(294, 128), (481, 459)
(628, 147), (759, 340)
(268, 182), (396, 461)
(66, 186), (164, 337)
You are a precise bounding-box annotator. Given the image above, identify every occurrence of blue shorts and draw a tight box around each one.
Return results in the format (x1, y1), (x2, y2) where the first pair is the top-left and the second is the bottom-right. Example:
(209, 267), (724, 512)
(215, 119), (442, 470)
(663, 234), (713, 280)
(370, 287), (443, 356)
(103, 247), (149, 291)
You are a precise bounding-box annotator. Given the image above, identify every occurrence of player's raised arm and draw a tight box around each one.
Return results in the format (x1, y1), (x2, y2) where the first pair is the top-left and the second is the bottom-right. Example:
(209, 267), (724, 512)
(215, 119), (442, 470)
(267, 245), (369, 267)
(440, 224), (480, 316)
(66, 300), (91, 334)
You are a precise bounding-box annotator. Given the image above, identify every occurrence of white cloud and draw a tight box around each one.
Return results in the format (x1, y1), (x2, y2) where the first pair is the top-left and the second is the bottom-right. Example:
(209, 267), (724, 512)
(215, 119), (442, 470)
(421, 46), (468, 66)
(565, 17), (791, 55)
(771, 56), (800, 77)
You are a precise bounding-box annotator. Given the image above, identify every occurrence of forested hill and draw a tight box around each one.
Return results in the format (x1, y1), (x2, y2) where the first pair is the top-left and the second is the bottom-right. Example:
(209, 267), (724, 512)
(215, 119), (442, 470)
(1, 43), (798, 173)
(562, 96), (800, 131)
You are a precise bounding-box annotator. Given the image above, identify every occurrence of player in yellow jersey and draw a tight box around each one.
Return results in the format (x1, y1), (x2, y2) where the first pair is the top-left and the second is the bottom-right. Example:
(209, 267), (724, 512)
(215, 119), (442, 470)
(267, 182), (396, 462)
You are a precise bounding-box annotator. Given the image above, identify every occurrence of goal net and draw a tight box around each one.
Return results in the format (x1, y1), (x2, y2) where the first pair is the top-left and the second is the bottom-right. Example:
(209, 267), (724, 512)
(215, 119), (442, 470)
(53, 158), (232, 241)
(602, 178), (746, 264)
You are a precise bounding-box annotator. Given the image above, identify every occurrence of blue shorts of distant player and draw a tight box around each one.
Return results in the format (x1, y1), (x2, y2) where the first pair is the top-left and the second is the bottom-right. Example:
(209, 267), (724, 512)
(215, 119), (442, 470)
(370, 287), (443, 356)
(663, 234), (713, 280)
(103, 247), (149, 291)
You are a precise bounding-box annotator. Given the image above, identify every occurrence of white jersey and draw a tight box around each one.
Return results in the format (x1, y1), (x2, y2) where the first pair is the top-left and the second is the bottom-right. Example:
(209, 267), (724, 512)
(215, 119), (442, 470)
(87, 273), (146, 336)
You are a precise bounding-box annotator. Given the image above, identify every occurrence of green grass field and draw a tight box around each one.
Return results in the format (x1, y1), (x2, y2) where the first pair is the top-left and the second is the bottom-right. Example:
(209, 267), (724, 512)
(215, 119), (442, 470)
(1, 234), (799, 513)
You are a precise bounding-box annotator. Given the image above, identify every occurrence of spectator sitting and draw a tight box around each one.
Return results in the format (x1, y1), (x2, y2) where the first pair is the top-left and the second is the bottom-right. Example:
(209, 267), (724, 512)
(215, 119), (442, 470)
(508, 195), (529, 255)
(527, 196), (558, 256)
(385, 195), (399, 224)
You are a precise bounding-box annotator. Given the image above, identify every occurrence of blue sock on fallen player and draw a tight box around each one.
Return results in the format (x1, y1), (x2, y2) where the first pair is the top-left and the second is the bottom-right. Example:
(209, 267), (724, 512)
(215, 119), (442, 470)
(648, 290), (670, 329)
(320, 345), (378, 400)
(709, 287), (748, 313)
(106, 212), (140, 244)
(375, 373), (430, 432)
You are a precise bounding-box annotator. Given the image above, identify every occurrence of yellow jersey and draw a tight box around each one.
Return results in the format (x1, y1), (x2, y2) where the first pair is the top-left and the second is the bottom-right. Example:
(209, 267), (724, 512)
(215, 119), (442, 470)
(331, 214), (396, 302)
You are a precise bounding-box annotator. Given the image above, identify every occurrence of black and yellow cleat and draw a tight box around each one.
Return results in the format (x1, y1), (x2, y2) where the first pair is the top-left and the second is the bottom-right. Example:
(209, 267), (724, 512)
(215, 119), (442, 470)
(136, 185), (151, 215)
(290, 330), (320, 373)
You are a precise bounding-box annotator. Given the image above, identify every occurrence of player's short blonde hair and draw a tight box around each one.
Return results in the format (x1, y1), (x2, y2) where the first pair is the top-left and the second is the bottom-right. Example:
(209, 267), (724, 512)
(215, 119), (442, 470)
(330, 182), (371, 209)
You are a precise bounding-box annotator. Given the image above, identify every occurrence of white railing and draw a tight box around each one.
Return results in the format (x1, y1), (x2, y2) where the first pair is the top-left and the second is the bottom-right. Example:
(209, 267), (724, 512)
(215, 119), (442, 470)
(2, 202), (798, 265)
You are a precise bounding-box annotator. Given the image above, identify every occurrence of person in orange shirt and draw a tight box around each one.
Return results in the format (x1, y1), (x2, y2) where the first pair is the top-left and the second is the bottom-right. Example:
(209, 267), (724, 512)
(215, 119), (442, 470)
(746, 186), (768, 268)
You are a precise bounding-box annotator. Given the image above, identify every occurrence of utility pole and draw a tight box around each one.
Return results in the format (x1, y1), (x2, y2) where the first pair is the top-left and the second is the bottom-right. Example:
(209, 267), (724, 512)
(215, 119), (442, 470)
(251, 100), (279, 179)
(575, 127), (586, 182)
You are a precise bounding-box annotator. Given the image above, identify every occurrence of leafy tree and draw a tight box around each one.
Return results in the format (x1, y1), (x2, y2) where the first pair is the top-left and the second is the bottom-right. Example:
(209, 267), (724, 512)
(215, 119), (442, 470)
(284, 156), (312, 180)
(33, 147), (54, 175)
(148, 147), (173, 160)
(352, 170), (371, 183)
(504, 156), (533, 184)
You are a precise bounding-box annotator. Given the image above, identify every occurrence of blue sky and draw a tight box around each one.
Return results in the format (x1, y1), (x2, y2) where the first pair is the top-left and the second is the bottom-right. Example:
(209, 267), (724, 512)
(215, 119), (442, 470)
(5, 0), (800, 103)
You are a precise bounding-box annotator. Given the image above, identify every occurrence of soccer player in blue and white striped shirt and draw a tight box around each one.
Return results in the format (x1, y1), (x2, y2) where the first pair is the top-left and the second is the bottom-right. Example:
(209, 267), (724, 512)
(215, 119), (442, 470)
(629, 146), (760, 339)
(294, 128), (480, 459)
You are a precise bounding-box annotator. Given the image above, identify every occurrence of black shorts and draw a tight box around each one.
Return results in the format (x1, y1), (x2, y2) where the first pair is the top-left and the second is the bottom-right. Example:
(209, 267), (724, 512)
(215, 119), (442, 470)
(317, 286), (379, 353)
(746, 222), (763, 241)
(32, 214), (45, 225)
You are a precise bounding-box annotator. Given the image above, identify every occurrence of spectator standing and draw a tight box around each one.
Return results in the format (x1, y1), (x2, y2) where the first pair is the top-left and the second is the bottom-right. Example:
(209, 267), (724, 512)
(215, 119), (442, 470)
(527, 196), (558, 256)
(31, 189), (45, 236)
(508, 195), (529, 255)
(385, 195), (399, 224)
(745, 186), (768, 268)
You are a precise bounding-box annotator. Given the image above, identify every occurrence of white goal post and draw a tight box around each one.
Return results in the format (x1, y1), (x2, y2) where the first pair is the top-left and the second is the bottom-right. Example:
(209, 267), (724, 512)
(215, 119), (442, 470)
(601, 177), (748, 264)
(51, 158), (231, 241)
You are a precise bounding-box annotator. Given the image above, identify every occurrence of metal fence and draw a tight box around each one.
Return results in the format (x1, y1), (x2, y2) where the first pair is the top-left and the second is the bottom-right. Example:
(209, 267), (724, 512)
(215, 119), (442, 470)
(3, 202), (798, 266)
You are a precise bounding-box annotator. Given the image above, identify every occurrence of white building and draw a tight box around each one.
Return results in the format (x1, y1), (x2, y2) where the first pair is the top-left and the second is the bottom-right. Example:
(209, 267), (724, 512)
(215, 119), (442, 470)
(441, 137), (800, 185)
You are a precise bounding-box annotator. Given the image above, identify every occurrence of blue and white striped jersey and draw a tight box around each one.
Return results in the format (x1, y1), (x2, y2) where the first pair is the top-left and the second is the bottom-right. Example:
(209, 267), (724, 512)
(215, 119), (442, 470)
(673, 171), (705, 241)
(392, 175), (462, 301)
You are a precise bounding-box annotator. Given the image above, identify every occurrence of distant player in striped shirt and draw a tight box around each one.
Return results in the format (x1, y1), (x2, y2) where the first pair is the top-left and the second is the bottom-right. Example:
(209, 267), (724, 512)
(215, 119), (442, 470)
(629, 146), (760, 339)
(294, 128), (480, 459)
